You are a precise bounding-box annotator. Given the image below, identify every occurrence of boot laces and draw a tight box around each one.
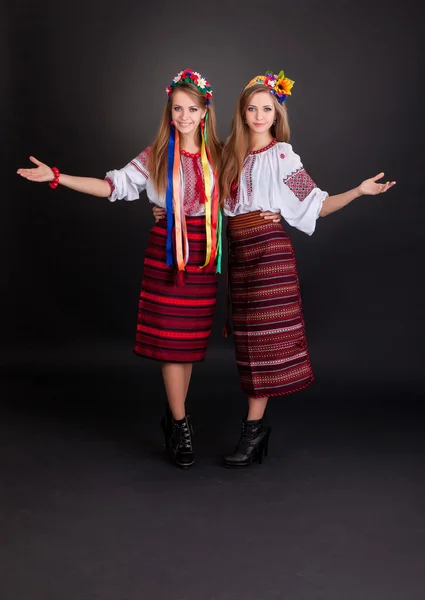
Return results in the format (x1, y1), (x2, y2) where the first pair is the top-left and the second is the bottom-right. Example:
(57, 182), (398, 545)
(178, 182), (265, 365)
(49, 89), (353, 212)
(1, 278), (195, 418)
(180, 422), (192, 449)
(241, 422), (262, 441)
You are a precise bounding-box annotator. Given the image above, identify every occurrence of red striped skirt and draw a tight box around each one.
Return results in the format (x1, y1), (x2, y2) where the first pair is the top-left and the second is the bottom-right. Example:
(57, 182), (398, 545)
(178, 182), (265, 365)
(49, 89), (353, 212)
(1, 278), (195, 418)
(227, 211), (314, 398)
(134, 217), (218, 363)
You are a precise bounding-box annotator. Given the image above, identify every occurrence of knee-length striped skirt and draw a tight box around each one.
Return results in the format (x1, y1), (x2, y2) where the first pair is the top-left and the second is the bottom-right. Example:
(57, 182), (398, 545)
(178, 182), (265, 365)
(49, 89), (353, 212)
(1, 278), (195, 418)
(134, 217), (218, 363)
(227, 211), (314, 397)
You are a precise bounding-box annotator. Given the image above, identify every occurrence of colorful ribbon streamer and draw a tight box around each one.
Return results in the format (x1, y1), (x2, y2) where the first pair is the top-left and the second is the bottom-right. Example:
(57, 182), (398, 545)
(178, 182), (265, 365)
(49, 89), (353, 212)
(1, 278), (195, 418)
(165, 127), (175, 267)
(166, 117), (222, 274)
(172, 130), (188, 271)
(201, 115), (222, 273)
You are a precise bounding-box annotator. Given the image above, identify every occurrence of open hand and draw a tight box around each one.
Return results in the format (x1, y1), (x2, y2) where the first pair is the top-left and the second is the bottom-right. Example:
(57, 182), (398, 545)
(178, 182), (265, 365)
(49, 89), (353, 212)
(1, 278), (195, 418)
(152, 206), (166, 223)
(260, 211), (281, 223)
(359, 173), (396, 196)
(17, 156), (55, 183)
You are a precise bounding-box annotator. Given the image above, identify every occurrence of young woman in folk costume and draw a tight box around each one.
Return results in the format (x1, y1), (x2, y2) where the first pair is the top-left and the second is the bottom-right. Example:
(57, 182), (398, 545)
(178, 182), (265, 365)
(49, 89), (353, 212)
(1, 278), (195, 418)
(17, 69), (222, 469)
(220, 69), (396, 467)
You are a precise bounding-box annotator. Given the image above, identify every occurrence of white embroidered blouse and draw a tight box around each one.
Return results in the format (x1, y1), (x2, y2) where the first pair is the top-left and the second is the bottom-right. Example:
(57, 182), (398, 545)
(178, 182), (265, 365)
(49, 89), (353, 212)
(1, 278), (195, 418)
(105, 147), (214, 216)
(223, 139), (328, 235)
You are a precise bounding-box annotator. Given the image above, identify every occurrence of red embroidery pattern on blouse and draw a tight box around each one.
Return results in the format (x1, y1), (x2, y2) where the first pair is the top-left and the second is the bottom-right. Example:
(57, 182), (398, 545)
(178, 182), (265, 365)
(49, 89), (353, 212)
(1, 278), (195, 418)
(280, 153), (286, 159)
(181, 155), (207, 215)
(283, 167), (316, 202)
(130, 146), (150, 179)
(244, 154), (256, 201)
(225, 181), (240, 213)
(249, 138), (277, 155)
(224, 153), (256, 212)
(104, 176), (115, 194)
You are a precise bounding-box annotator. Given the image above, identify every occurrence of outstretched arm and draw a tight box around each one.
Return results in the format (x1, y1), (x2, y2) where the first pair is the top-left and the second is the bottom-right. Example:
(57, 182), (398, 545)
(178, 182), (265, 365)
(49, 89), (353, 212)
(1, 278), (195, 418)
(320, 172), (396, 217)
(17, 156), (111, 198)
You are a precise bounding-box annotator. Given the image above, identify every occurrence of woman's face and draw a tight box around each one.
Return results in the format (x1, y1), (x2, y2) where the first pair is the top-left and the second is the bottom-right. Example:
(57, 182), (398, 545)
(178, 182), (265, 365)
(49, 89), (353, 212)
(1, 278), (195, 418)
(244, 90), (276, 134)
(171, 89), (206, 137)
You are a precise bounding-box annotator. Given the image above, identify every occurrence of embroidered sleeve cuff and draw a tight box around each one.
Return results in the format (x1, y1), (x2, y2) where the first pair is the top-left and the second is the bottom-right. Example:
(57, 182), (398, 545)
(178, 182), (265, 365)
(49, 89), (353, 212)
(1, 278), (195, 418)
(104, 177), (116, 201)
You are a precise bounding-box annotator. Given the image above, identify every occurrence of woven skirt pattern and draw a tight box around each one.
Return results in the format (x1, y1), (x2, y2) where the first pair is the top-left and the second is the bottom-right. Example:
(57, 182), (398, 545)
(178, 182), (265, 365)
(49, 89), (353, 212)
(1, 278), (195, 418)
(134, 217), (218, 363)
(228, 211), (314, 397)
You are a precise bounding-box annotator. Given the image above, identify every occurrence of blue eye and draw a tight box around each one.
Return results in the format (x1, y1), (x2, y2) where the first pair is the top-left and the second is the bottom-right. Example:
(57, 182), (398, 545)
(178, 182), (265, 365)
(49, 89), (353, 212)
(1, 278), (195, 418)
(264, 107), (272, 112)
(189, 107), (198, 112)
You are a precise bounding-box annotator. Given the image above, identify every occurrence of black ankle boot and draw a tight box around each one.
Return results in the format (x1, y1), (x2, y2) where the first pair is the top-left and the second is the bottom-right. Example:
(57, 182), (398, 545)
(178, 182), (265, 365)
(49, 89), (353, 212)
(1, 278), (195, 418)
(223, 419), (271, 468)
(161, 409), (194, 469)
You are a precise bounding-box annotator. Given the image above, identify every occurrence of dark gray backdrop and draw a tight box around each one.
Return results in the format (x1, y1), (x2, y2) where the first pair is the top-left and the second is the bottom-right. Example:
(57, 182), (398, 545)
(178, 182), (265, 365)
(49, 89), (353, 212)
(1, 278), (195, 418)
(3, 0), (424, 385)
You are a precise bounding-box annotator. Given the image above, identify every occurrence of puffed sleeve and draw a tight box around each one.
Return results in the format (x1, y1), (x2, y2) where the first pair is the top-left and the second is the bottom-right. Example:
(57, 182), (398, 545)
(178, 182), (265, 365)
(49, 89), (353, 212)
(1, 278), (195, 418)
(104, 147), (150, 202)
(275, 143), (328, 235)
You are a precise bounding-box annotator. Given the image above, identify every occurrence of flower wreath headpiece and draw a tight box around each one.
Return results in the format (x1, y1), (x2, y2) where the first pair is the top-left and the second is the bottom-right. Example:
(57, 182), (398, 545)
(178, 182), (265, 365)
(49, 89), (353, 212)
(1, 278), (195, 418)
(164, 69), (221, 280)
(245, 69), (294, 104)
(166, 69), (213, 105)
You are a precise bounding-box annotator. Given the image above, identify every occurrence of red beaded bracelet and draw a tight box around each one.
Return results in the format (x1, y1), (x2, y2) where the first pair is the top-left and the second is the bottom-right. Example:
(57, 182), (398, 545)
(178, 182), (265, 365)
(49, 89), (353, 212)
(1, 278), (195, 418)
(49, 167), (60, 189)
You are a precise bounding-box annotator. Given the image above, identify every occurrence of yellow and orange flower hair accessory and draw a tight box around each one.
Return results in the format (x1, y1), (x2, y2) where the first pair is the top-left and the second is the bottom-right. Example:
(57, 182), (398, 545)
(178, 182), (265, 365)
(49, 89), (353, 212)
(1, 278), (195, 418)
(245, 70), (294, 103)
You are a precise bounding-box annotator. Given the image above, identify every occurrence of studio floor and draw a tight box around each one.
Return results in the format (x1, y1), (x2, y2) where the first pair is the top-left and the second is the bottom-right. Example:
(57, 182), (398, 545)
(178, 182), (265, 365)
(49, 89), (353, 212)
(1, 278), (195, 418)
(1, 344), (424, 600)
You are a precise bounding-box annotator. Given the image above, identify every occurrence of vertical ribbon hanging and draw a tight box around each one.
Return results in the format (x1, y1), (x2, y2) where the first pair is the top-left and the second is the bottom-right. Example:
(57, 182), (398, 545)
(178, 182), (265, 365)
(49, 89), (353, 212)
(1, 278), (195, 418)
(201, 114), (222, 273)
(165, 125), (175, 267)
(216, 206), (222, 274)
(166, 106), (221, 274)
(172, 130), (188, 272)
(200, 117), (213, 269)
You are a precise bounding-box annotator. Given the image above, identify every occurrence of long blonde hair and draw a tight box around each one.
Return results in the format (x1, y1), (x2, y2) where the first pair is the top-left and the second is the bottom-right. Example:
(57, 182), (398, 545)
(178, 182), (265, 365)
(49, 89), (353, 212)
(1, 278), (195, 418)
(147, 82), (222, 195)
(220, 84), (290, 203)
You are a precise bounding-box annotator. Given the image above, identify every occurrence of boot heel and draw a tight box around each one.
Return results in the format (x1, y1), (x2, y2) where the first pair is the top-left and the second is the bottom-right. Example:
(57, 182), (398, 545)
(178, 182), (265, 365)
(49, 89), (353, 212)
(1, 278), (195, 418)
(257, 444), (264, 464)
(264, 428), (271, 457)
(160, 417), (169, 450)
(257, 430), (271, 464)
